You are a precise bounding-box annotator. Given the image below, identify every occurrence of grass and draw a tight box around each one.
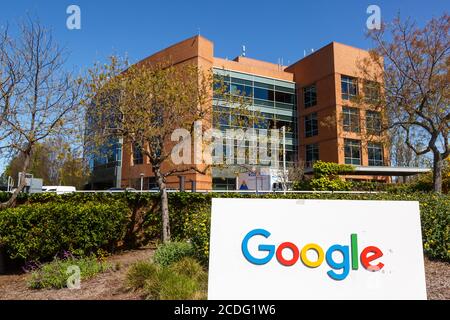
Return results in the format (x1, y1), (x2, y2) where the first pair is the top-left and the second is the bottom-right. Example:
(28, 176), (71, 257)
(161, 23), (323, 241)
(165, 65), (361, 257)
(126, 257), (207, 300)
(153, 241), (195, 267)
(27, 256), (111, 289)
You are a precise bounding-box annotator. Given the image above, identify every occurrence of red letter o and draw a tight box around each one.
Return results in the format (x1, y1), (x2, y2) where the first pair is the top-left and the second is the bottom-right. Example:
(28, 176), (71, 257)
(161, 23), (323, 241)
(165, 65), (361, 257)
(276, 242), (299, 266)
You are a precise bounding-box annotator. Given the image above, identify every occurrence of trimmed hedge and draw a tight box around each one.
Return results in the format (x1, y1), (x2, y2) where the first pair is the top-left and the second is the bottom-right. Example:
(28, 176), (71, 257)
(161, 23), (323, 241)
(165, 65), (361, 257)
(0, 201), (128, 261)
(0, 191), (449, 263)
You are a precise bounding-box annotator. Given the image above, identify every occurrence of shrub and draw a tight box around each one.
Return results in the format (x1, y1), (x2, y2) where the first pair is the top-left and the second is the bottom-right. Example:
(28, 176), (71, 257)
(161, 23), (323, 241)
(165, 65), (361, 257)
(313, 161), (354, 178)
(146, 268), (199, 300)
(126, 261), (158, 289)
(419, 195), (450, 260)
(293, 161), (355, 191)
(28, 256), (110, 289)
(153, 241), (194, 267)
(169, 257), (207, 282)
(1, 191), (448, 264)
(0, 201), (129, 262)
(309, 177), (353, 191)
(127, 257), (207, 300)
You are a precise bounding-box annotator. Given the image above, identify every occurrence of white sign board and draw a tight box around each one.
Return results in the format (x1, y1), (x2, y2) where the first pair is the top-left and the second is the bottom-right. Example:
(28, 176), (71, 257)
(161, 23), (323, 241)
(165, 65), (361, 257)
(208, 198), (427, 300)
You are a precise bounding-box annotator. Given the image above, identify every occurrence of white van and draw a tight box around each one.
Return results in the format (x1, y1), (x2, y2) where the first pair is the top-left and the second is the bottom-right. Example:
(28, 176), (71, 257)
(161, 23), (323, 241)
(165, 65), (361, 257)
(42, 186), (76, 195)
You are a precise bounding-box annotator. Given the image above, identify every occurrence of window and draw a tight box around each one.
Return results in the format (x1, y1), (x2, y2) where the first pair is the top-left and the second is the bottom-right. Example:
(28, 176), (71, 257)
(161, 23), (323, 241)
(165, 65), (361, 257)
(306, 144), (319, 167)
(304, 85), (317, 108)
(366, 111), (382, 135)
(364, 80), (380, 102)
(368, 142), (384, 166)
(305, 113), (318, 137)
(133, 144), (144, 165)
(341, 75), (358, 100)
(275, 91), (294, 104)
(343, 107), (360, 132)
(254, 87), (274, 101)
(344, 139), (361, 165)
(230, 83), (252, 97)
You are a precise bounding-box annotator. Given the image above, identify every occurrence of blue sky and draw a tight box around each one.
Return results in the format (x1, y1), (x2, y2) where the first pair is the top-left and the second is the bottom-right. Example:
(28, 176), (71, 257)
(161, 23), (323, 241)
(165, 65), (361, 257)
(0, 1), (448, 173)
(1, 0), (448, 69)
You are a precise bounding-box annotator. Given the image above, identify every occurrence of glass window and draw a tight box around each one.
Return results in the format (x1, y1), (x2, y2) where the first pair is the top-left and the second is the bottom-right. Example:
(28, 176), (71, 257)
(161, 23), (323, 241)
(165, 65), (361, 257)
(343, 107), (360, 133)
(304, 85), (317, 108)
(305, 113), (318, 137)
(364, 80), (380, 102)
(341, 75), (358, 100)
(254, 87), (274, 101)
(366, 110), (382, 135)
(344, 139), (361, 165)
(275, 91), (294, 104)
(231, 77), (252, 86)
(133, 144), (144, 165)
(306, 144), (319, 167)
(254, 81), (274, 90)
(368, 142), (384, 166)
(275, 86), (295, 94)
(230, 83), (252, 97)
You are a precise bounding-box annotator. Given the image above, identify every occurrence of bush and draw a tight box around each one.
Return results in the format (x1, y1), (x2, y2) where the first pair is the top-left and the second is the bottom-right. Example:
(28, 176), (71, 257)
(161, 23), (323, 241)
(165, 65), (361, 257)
(153, 241), (194, 267)
(170, 257), (207, 283)
(146, 268), (199, 300)
(28, 256), (110, 289)
(1, 191), (448, 264)
(127, 257), (207, 300)
(126, 261), (158, 289)
(0, 201), (129, 262)
(419, 194), (450, 260)
(293, 161), (355, 191)
(313, 161), (354, 177)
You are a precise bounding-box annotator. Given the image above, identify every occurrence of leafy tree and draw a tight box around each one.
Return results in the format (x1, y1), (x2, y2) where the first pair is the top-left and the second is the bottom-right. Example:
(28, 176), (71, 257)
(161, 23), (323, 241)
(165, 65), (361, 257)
(360, 14), (449, 192)
(85, 57), (251, 242)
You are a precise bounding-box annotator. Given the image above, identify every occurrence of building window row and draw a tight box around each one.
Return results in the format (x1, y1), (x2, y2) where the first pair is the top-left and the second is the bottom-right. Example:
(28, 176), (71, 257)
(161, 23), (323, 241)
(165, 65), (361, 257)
(214, 75), (296, 105)
(341, 75), (381, 102)
(342, 107), (382, 135)
(344, 139), (384, 166)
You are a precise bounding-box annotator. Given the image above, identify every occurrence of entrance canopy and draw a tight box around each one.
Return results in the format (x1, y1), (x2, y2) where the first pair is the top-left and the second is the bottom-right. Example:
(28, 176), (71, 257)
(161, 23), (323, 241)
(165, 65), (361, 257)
(304, 166), (431, 177)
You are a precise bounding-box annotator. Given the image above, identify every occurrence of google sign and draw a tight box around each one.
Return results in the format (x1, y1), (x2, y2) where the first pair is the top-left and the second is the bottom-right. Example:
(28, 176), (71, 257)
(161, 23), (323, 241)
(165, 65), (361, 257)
(208, 198), (427, 299)
(242, 229), (384, 281)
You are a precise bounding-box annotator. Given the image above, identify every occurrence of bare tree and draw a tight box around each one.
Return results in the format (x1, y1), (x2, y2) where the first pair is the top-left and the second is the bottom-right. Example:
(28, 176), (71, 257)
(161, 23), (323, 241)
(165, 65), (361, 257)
(0, 19), (83, 208)
(360, 14), (450, 192)
(85, 57), (252, 242)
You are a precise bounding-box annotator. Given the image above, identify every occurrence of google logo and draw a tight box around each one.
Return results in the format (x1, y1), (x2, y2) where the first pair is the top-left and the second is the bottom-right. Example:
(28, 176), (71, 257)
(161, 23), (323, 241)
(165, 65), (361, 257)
(241, 229), (385, 281)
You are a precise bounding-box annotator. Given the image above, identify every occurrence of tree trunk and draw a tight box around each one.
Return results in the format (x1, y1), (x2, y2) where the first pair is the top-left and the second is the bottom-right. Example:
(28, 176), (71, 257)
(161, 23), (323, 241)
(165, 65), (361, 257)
(0, 150), (32, 209)
(154, 167), (171, 242)
(432, 153), (443, 193)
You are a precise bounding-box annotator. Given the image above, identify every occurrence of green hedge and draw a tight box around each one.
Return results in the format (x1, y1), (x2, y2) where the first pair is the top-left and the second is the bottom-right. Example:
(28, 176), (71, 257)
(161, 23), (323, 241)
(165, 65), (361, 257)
(0, 201), (128, 261)
(0, 191), (448, 263)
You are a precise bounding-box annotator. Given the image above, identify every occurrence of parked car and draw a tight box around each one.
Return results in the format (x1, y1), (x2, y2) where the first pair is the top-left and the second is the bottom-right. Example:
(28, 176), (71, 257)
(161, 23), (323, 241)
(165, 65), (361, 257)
(42, 186), (76, 195)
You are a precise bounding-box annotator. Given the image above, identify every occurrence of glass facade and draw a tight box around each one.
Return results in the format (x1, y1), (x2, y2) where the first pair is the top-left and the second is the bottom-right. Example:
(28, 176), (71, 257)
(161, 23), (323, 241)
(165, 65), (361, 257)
(212, 68), (297, 186)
